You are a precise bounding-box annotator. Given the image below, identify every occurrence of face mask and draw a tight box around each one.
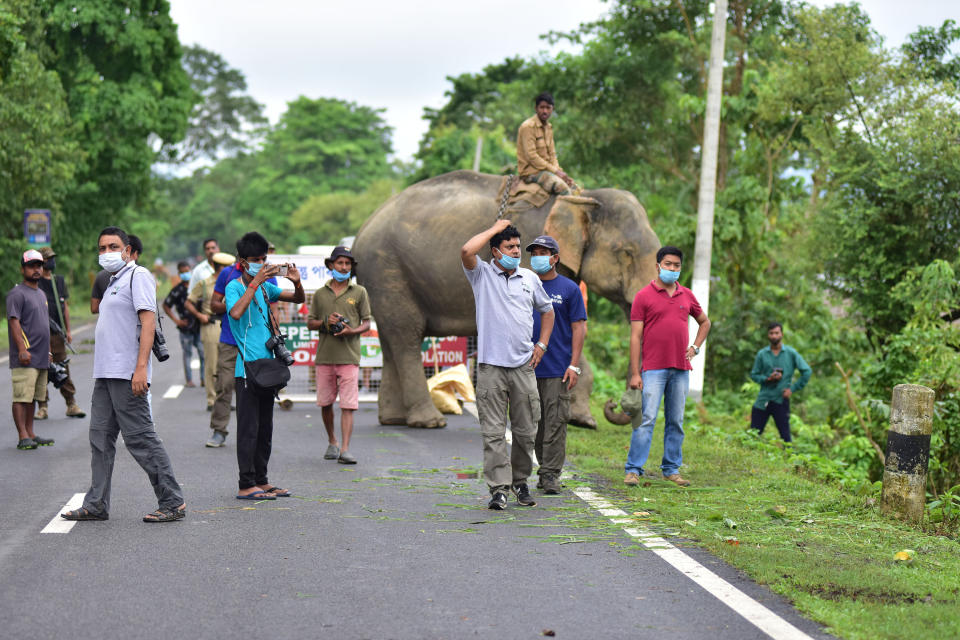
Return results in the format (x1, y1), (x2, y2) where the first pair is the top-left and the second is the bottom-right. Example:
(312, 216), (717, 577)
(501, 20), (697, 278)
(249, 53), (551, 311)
(530, 256), (553, 274)
(180, 272), (191, 281)
(496, 251), (520, 271)
(245, 261), (263, 277)
(44, 259), (56, 271)
(99, 252), (126, 273)
(659, 268), (680, 284)
(331, 270), (351, 283)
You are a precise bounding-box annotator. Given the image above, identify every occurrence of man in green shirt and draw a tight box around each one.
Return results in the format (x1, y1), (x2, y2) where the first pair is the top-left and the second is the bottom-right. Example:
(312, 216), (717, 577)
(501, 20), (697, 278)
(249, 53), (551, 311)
(749, 323), (812, 442)
(306, 246), (371, 464)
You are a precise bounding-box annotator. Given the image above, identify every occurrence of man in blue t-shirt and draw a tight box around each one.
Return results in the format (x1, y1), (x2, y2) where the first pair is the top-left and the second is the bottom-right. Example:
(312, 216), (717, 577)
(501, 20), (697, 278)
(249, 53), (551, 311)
(225, 231), (304, 499)
(528, 235), (587, 494)
(206, 256), (277, 448)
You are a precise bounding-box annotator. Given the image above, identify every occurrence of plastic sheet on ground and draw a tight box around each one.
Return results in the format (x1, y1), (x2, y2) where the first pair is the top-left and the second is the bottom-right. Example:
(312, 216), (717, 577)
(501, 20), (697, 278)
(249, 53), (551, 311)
(426, 364), (476, 415)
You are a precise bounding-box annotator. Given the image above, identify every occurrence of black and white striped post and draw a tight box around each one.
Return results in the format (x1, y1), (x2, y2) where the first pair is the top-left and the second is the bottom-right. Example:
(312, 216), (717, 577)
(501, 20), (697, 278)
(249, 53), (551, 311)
(880, 384), (934, 522)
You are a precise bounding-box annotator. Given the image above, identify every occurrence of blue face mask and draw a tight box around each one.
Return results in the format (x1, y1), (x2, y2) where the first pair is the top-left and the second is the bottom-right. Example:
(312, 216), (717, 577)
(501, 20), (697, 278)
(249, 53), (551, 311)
(659, 268), (680, 284)
(497, 251), (520, 271)
(180, 272), (191, 282)
(331, 270), (351, 282)
(530, 255), (553, 274)
(246, 261), (263, 277)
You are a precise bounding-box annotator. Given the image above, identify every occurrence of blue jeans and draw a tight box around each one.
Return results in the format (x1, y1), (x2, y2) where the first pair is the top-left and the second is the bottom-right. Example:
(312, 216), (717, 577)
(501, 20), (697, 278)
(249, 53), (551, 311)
(624, 368), (689, 477)
(179, 330), (204, 384)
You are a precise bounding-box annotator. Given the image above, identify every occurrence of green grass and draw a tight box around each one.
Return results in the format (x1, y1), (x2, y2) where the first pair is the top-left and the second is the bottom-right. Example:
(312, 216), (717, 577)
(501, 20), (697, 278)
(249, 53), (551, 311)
(567, 396), (960, 640)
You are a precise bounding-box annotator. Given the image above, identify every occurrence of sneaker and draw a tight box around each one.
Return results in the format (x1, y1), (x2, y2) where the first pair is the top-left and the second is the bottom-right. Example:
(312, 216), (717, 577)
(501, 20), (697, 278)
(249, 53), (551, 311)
(512, 483), (537, 507)
(337, 451), (357, 464)
(488, 491), (508, 510)
(34, 406), (48, 420)
(663, 473), (691, 487)
(16, 438), (37, 450)
(541, 473), (561, 495)
(33, 436), (54, 446)
(66, 403), (86, 418)
(205, 431), (226, 448)
(323, 444), (340, 460)
(624, 472), (641, 486)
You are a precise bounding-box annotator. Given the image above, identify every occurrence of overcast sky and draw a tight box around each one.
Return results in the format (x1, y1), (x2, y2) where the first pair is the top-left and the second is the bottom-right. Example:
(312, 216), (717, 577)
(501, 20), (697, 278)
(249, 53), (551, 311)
(168, 1), (956, 163)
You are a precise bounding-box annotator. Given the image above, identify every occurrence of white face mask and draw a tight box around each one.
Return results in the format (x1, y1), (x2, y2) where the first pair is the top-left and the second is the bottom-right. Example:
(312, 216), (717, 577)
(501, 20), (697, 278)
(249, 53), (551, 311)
(99, 251), (127, 273)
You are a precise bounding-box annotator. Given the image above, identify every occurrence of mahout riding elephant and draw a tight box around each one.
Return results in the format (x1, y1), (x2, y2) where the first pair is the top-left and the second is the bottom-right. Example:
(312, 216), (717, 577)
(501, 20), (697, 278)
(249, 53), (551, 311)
(352, 170), (659, 428)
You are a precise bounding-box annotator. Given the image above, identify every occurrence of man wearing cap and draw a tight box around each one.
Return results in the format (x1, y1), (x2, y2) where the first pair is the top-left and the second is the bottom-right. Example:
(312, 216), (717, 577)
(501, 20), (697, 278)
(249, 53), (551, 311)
(527, 235), (587, 495)
(306, 246), (371, 465)
(461, 220), (555, 510)
(186, 252), (235, 412)
(36, 246), (85, 419)
(517, 92), (575, 196)
(163, 261), (203, 389)
(206, 252), (278, 448)
(7, 250), (55, 449)
(624, 246), (711, 488)
(187, 238), (219, 295)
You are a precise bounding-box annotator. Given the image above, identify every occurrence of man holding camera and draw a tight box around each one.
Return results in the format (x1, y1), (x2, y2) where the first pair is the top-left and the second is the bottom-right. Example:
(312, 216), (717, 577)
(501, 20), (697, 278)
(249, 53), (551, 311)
(7, 250), (55, 450)
(749, 322), (812, 443)
(62, 227), (185, 523)
(36, 246), (85, 420)
(225, 232), (304, 499)
(306, 246), (371, 465)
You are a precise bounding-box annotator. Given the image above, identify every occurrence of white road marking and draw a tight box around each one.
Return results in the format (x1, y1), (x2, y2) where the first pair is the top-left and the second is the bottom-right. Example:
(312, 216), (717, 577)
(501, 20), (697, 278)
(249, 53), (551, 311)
(573, 487), (816, 640)
(190, 358), (200, 369)
(163, 384), (184, 399)
(41, 493), (86, 534)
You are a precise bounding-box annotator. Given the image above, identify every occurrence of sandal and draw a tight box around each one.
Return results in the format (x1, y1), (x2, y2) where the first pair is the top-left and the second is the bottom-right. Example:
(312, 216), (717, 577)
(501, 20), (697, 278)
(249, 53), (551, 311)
(143, 505), (186, 523)
(263, 486), (292, 497)
(236, 491), (275, 501)
(62, 507), (108, 521)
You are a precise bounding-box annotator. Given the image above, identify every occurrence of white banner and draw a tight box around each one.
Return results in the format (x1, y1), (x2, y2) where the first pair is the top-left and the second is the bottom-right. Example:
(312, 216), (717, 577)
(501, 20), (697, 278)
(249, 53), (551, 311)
(267, 253), (338, 293)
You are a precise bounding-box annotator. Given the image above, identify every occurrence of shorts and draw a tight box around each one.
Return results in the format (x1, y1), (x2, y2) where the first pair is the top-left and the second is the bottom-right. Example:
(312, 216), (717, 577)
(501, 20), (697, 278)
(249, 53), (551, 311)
(315, 364), (359, 410)
(12, 367), (48, 403)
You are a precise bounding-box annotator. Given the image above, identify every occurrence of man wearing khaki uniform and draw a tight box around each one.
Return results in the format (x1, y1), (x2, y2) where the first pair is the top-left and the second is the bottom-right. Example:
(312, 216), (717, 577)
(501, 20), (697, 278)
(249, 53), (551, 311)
(461, 220), (554, 510)
(516, 91), (575, 196)
(187, 252), (234, 410)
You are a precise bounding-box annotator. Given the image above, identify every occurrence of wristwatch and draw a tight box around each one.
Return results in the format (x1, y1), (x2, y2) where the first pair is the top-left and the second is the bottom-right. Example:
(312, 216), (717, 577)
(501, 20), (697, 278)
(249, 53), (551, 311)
(536, 341), (547, 351)
(691, 345), (700, 355)
(568, 365), (582, 375)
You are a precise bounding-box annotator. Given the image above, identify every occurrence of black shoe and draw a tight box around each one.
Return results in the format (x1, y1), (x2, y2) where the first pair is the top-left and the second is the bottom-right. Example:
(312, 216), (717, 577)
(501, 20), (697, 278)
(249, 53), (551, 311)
(541, 473), (561, 495)
(488, 491), (508, 510)
(512, 483), (536, 507)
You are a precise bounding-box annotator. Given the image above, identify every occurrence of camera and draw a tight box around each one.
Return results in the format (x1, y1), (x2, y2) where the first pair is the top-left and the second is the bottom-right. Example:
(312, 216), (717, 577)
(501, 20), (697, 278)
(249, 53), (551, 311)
(49, 360), (70, 389)
(152, 327), (170, 362)
(265, 333), (295, 366)
(330, 315), (350, 335)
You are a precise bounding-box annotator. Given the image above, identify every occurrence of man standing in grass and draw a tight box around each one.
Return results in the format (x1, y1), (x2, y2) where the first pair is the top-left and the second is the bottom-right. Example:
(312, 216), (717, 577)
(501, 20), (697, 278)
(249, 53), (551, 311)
(749, 323), (811, 443)
(624, 246), (710, 488)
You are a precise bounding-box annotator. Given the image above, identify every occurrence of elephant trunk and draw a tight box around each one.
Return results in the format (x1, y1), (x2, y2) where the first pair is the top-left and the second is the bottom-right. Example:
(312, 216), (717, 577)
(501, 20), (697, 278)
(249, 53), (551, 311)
(603, 399), (632, 425)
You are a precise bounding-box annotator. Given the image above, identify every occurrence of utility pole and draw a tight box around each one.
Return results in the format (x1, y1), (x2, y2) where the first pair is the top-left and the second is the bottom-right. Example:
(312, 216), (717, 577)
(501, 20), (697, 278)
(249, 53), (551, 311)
(689, 0), (727, 402)
(472, 136), (483, 172)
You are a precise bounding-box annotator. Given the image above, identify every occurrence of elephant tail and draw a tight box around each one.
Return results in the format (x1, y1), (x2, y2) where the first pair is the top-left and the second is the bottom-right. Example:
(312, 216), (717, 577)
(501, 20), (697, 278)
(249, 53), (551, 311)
(603, 399), (632, 425)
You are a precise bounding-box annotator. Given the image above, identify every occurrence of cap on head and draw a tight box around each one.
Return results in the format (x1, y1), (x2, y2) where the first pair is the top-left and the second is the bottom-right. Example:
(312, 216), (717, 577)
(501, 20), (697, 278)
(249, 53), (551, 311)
(21, 249), (44, 265)
(325, 245), (356, 268)
(213, 252), (236, 266)
(525, 235), (559, 254)
(39, 247), (57, 260)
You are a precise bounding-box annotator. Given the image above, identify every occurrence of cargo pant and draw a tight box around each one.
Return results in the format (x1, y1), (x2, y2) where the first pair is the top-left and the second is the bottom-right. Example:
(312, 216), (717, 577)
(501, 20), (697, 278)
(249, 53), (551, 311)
(199, 321), (220, 407)
(476, 363), (540, 493)
(46, 332), (76, 404)
(535, 377), (571, 477)
(210, 342), (238, 436)
(523, 170), (571, 196)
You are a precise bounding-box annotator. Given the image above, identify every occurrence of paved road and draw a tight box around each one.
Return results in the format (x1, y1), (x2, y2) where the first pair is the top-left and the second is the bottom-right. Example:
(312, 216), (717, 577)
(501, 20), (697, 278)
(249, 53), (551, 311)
(0, 328), (833, 640)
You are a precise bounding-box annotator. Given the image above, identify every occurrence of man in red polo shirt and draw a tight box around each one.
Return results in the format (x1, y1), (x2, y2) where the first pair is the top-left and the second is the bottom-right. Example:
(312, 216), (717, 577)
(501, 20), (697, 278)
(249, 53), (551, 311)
(624, 246), (711, 487)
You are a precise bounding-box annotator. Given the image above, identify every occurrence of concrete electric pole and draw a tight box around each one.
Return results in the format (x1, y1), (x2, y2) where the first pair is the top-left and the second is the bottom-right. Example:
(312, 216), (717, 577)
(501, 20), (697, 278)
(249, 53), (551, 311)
(689, 0), (728, 402)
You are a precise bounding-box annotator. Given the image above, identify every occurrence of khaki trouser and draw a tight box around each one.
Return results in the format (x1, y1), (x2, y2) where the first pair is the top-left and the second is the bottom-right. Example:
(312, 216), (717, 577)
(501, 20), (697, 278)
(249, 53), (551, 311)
(200, 321), (220, 407)
(535, 377), (571, 476)
(210, 342), (238, 435)
(522, 170), (571, 196)
(476, 363), (540, 492)
(46, 332), (76, 404)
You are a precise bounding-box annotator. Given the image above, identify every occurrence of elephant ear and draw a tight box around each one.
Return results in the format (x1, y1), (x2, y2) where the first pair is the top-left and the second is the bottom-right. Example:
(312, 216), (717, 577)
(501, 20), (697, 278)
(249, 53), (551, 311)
(543, 195), (600, 277)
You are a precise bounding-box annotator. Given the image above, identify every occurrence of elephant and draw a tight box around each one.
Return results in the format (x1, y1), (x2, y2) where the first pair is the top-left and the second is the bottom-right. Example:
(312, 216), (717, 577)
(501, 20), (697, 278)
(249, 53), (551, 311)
(352, 170), (660, 429)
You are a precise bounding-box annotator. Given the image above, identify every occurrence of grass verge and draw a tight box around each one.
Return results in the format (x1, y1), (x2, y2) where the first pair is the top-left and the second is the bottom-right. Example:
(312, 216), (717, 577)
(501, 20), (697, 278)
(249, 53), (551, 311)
(567, 396), (960, 640)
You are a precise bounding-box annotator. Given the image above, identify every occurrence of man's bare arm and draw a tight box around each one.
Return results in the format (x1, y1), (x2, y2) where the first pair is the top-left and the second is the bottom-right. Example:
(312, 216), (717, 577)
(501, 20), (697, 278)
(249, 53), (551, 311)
(461, 219), (512, 270)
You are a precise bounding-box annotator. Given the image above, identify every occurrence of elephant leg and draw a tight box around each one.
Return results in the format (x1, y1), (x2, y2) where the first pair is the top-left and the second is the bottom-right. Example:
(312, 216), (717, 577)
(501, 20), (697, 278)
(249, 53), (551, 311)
(377, 339), (405, 425)
(569, 357), (598, 429)
(379, 320), (447, 429)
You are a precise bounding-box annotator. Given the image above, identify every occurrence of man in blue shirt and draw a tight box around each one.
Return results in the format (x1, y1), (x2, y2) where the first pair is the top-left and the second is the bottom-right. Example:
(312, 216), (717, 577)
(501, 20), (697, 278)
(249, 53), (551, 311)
(528, 236), (587, 494)
(226, 232), (304, 499)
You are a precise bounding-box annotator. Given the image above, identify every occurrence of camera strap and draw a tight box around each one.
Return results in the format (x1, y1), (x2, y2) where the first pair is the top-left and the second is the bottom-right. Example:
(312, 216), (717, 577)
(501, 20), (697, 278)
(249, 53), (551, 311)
(249, 282), (286, 341)
(129, 265), (164, 333)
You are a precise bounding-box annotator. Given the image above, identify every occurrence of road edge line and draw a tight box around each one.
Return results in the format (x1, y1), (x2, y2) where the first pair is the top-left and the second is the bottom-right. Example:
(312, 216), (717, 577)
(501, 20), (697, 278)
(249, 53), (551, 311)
(41, 493), (86, 534)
